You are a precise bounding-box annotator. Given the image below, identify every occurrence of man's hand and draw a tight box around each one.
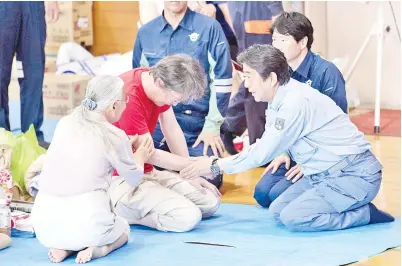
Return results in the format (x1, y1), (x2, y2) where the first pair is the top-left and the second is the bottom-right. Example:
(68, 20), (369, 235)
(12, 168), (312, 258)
(199, 4), (217, 18)
(188, 177), (221, 198)
(261, 154), (291, 177)
(193, 131), (225, 157)
(285, 164), (304, 183)
(180, 157), (214, 180)
(46, 1), (59, 24)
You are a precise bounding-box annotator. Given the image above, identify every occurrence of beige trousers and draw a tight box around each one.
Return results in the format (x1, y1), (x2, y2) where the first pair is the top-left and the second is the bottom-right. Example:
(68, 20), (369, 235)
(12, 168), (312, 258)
(108, 170), (220, 232)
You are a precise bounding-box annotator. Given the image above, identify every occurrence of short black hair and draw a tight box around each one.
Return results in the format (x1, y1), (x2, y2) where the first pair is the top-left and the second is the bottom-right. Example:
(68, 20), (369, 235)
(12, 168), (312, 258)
(270, 12), (314, 50)
(237, 44), (291, 85)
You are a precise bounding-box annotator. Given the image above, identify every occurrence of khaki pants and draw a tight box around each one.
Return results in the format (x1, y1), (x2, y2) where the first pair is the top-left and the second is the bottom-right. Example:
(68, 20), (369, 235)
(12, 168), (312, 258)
(108, 170), (220, 232)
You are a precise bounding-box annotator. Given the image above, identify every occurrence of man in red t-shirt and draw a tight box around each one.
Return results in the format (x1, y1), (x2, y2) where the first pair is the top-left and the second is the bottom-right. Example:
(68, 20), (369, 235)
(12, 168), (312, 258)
(109, 54), (221, 233)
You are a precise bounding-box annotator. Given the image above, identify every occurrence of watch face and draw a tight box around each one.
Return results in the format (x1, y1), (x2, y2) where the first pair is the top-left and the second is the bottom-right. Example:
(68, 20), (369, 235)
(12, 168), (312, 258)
(211, 161), (220, 177)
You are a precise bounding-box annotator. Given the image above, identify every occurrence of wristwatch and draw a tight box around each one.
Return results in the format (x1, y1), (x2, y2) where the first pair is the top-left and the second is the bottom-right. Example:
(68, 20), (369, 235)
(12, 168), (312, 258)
(210, 158), (221, 177)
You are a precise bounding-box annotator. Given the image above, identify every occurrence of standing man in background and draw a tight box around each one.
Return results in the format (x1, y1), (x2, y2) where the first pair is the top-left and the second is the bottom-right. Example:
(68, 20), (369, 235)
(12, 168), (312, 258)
(138, 0), (237, 66)
(199, 1), (237, 60)
(133, 1), (232, 188)
(0, 1), (59, 148)
(221, 1), (284, 155)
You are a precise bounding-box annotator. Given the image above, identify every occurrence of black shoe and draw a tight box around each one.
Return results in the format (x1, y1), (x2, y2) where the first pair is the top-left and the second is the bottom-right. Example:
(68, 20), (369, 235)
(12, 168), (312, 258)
(38, 140), (50, 150)
(368, 203), (395, 224)
(222, 131), (239, 155)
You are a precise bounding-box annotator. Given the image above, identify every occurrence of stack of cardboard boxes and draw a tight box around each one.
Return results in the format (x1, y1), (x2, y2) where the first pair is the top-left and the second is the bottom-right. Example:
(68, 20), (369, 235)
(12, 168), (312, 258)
(42, 74), (91, 118)
(9, 1), (93, 119)
(44, 1), (94, 118)
(45, 1), (94, 67)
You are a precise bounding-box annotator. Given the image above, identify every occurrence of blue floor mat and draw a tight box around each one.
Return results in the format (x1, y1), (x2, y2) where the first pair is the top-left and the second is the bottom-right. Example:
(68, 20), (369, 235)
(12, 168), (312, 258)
(1, 203), (400, 266)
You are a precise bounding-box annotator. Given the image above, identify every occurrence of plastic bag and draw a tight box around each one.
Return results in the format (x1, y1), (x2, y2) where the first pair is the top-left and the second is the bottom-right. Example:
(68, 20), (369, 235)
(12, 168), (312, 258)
(0, 125), (46, 194)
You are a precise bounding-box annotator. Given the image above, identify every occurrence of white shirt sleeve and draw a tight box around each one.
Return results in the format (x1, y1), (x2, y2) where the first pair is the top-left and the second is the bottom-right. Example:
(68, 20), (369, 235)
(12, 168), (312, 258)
(108, 130), (144, 187)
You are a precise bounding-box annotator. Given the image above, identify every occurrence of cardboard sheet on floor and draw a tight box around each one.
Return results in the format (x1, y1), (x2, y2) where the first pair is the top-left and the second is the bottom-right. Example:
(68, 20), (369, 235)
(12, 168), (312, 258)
(1, 203), (400, 266)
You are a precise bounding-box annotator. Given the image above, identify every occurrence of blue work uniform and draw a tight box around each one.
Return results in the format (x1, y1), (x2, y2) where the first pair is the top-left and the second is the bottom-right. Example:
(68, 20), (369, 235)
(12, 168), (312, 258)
(219, 78), (382, 232)
(132, 8), (232, 158)
(227, 1), (283, 53)
(0, 2), (46, 141)
(254, 50), (348, 208)
(223, 1), (284, 145)
(207, 1), (238, 60)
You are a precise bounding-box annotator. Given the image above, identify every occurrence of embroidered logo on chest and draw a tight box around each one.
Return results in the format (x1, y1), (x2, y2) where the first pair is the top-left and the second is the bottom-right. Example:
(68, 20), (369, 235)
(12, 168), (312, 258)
(189, 33), (200, 42)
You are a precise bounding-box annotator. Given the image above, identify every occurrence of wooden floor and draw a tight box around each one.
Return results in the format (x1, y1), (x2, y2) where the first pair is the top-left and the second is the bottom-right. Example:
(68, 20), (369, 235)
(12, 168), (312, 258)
(220, 109), (401, 266)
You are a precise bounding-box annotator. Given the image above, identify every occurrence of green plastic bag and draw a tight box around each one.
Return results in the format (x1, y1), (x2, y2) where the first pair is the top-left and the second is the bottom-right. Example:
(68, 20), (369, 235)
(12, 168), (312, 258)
(0, 125), (46, 194)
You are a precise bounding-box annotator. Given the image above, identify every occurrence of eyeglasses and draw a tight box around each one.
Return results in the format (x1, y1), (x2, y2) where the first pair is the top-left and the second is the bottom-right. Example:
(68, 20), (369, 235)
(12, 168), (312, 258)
(165, 89), (184, 105)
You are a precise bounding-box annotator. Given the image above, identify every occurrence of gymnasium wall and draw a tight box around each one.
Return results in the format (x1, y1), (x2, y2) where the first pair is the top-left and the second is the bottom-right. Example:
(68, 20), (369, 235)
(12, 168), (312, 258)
(92, 1), (140, 56)
(306, 1), (401, 109)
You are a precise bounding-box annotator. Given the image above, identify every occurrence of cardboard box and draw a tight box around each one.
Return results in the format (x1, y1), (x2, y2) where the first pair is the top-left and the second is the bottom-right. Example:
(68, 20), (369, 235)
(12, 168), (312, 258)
(45, 43), (60, 61)
(45, 57), (57, 73)
(10, 52), (57, 86)
(44, 43), (59, 73)
(8, 74), (90, 119)
(9, 55), (57, 101)
(45, 43), (61, 56)
(45, 1), (93, 46)
(43, 73), (91, 118)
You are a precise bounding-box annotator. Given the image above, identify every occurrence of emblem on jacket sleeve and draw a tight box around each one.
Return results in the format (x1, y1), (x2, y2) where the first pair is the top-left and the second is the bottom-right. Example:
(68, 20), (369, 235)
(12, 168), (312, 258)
(275, 117), (285, 131)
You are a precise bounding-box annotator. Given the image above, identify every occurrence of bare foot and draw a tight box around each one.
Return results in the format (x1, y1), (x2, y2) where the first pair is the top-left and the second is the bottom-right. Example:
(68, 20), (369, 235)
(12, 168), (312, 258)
(75, 233), (128, 264)
(75, 246), (108, 264)
(48, 248), (73, 263)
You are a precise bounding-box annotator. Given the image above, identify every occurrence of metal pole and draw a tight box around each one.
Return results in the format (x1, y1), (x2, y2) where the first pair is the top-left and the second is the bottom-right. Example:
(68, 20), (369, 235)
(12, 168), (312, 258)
(374, 3), (384, 134)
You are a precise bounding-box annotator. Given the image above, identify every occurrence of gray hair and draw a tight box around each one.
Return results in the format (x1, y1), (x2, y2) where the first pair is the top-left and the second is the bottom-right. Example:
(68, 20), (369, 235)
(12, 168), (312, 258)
(237, 44), (291, 85)
(72, 75), (124, 157)
(150, 54), (207, 102)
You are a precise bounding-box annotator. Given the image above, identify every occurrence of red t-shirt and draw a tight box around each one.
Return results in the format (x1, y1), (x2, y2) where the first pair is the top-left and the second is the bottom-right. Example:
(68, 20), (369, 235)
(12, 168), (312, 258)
(114, 68), (170, 173)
